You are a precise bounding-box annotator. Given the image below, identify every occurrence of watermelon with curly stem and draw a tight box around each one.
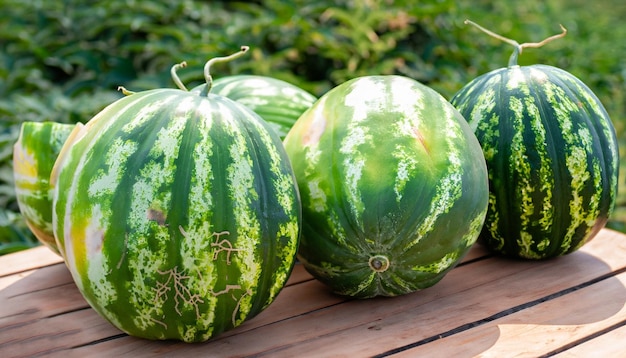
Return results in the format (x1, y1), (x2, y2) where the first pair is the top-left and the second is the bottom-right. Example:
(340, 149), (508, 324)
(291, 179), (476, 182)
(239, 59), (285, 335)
(191, 75), (316, 140)
(51, 47), (301, 342)
(450, 21), (619, 259)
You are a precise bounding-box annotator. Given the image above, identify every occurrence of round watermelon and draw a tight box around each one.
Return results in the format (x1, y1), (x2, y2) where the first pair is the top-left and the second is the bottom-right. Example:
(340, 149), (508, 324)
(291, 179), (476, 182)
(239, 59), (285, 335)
(451, 21), (619, 259)
(51, 50), (301, 342)
(13, 121), (76, 255)
(283, 75), (489, 298)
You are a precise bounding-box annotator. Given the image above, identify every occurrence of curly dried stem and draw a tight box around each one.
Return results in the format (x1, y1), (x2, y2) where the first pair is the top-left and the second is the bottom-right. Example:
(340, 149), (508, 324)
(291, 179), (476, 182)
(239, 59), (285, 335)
(117, 86), (136, 96)
(202, 46), (250, 95)
(464, 19), (567, 67)
(171, 61), (188, 91)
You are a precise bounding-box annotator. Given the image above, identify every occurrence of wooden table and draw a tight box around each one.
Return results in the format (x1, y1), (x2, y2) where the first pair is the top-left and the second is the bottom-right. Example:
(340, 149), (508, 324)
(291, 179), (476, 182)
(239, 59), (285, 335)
(1, 229), (625, 357)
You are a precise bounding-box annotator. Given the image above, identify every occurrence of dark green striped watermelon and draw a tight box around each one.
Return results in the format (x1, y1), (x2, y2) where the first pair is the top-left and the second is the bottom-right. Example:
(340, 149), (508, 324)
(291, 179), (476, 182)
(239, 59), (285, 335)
(450, 22), (619, 259)
(50, 50), (301, 341)
(13, 121), (76, 255)
(283, 75), (489, 298)
(191, 75), (316, 140)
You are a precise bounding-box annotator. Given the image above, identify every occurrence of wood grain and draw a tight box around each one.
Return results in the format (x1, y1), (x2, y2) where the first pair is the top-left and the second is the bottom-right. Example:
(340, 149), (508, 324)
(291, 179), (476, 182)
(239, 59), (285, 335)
(1, 229), (624, 358)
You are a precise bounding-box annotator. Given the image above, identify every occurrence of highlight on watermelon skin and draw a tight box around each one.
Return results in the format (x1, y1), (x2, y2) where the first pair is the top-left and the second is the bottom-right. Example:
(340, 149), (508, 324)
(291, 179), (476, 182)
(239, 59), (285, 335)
(284, 74), (489, 298)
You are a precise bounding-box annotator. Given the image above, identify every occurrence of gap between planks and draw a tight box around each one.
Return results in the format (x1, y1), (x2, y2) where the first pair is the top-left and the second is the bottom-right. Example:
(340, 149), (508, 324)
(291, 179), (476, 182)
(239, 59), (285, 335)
(0, 246), (63, 277)
(63, 230), (626, 357)
(2, 229), (624, 357)
(383, 270), (626, 357)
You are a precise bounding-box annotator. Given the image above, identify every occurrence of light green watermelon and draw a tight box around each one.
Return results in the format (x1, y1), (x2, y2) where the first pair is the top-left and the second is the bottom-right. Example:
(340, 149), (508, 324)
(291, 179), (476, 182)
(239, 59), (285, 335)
(284, 75), (489, 298)
(13, 121), (76, 255)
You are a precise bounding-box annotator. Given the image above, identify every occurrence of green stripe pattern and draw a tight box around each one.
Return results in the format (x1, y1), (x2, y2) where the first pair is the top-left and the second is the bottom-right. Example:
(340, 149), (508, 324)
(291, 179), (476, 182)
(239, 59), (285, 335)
(284, 75), (489, 298)
(192, 75), (317, 139)
(451, 64), (619, 259)
(51, 89), (301, 342)
(13, 121), (75, 255)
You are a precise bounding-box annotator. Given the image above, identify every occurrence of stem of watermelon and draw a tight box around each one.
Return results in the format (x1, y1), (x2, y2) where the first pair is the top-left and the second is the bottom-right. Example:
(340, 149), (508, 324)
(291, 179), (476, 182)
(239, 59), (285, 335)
(463, 20), (567, 67)
(201, 46), (250, 96)
(171, 61), (188, 91)
(117, 86), (135, 96)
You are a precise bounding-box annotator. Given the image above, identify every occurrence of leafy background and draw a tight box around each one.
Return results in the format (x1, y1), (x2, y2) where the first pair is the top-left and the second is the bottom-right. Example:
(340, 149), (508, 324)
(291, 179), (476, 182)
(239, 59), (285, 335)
(1, 0), (624, 254)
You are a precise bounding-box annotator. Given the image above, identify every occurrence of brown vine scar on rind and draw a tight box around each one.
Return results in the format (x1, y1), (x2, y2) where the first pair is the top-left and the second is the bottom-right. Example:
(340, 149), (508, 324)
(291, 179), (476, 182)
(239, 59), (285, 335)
(155, 266), (205, 319)
(177, 226), (242, 265)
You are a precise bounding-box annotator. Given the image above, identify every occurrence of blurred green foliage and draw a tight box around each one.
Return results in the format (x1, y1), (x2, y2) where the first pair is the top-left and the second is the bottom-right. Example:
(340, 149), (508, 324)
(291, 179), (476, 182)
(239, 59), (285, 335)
(1, 0), (625, 252)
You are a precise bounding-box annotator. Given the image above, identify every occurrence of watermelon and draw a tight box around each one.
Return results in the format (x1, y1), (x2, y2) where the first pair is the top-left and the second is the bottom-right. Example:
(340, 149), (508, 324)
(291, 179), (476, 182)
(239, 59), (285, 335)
(191, 75), (316, 140)
(13, 121), (76, 255)
(450, 21), (619, 259)
(283, 75), (489, 298)
(50, 47), (301, 342)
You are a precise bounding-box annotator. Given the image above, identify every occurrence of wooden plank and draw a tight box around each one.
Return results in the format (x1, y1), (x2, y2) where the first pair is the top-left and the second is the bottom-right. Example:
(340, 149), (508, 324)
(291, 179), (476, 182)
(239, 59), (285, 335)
(0, 263), (88, 326)
(0, 260), (346, 356)
(0, 246), (63, 277)
(0, 269), (36, 291)
(0, 308), (124, 357)
(61, 229), (626, 357)
(61, 252), (517, 356)
(0, 235), (489, 349)
(553, 323), (626, 358)
(0, 229), (623, 357)
(0, 262), (73, 299)
(253, 251), (625, 357)
(0, 242), (485, 356)
(391, 271), (626, 357)
(224, 229), (626, 357)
